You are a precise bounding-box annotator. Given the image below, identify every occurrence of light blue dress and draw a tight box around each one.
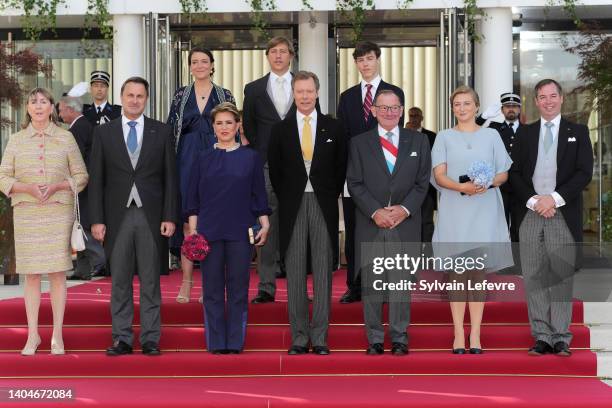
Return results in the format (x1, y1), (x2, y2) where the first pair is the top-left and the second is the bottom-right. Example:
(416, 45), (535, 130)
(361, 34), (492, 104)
(431, 127), (513, 272)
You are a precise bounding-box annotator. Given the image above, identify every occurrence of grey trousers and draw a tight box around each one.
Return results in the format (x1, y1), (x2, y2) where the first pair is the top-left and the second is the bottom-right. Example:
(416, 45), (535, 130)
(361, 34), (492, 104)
(520, 210), (575, 346)
(75, 230), (106, 277)
(362, 237), (412, 345)
(110, 207), (161, 346)
(256, 165), (280, 297)
(285, 193), (333, 348)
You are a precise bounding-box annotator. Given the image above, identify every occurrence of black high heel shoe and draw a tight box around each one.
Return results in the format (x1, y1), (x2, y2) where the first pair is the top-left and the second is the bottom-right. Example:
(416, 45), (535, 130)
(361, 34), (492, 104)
(469, 347), (483, 354)
(452, 348), (466, 354)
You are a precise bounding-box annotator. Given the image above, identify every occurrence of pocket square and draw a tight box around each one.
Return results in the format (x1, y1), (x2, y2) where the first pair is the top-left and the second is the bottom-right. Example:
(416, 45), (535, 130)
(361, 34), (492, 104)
(326, 138), (333, 143)
(410, 151), (418, 157)
(568, 137), (576, 142)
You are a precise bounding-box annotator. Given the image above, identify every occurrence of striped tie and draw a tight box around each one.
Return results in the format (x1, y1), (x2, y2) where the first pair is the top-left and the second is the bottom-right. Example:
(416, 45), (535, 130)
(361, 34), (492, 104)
(380, 131), (397, 174)
(363, 83), (373, 123)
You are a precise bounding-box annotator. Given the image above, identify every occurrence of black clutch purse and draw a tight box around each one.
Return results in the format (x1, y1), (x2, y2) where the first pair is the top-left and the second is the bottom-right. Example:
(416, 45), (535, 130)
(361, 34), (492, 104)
(248, 223), (262, 244)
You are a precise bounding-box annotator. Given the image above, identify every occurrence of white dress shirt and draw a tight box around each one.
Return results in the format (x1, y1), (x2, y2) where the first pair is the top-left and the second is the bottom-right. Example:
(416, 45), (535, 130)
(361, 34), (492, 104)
(371, 125), (410, 219)
(361, 75), (382, 103)
(526, 114), (566, 211)
(268, 70), (292, 104)
(121, 114), (145, 147)
(94, 101), (108, 112)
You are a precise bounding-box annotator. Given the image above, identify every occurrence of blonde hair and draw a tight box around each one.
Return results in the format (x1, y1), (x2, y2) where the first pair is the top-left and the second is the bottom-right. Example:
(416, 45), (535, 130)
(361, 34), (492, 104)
(22, 87), (59, 129)
(211, 102), (241, 122)
(449, 86), (480, 107)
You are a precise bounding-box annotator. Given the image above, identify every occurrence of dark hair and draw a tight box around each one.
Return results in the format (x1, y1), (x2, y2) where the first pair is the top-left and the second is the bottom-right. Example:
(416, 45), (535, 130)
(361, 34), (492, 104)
(291, 71), (320, 91)
(265, 36), (295, 56)
(211, 102), (240, 122)
(120, 76), (149, 96)
(409, 107), (423, 115)
(188, 47), (216, 76)
(352, 41), (381, 60)
(534, 79), (563, 96)
(374, 89), (402, 105)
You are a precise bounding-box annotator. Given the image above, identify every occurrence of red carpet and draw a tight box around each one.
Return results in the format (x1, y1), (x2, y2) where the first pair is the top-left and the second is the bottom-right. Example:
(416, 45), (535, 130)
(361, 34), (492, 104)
(0, 268), (610, 407)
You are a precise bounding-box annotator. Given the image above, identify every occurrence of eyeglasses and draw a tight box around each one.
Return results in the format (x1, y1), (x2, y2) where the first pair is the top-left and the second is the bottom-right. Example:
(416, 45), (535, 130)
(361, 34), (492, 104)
(375, 105), (402, 113)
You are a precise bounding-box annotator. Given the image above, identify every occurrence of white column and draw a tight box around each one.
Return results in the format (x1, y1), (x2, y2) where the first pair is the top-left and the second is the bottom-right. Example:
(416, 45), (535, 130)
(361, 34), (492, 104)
(112, 14), (145, 102)
(298, 11), (329, 114)
(474, 8), (513, 119)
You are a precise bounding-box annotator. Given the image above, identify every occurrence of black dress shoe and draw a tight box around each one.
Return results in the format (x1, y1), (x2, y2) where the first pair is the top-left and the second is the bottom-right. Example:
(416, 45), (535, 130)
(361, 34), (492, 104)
(312, 346), (330, 355)
(287, 345), (309, 355)
(528, 340), (553, 356)
(141, 342), (161, 356)
(391, 342), (408, 356)
(226, 349), (241, 354)
(210, 349), (229, 355)
(452, 348), (466, 354)
(366, 343), (384, 355)
(68, 275), (91, 281)
(251, 292), (275, 304)
(553, 341), (572, 357)
(91, 268), (107, 277)
(469, 348), (483, 354)
(339, 289), (361, 304)
(106, 341), (133, 356)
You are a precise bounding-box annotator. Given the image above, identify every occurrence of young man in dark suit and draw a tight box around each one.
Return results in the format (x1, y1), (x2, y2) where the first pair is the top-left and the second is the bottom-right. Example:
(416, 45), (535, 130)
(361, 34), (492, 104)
(336, 41), (405, 304)
(83, 70), (122, 126)
(268, 71), (347, 355)
(510, 79), (593, 357)
(89, 77), (178, 357)
(243, 36), (296, 304)
(58, 94), (106, 281)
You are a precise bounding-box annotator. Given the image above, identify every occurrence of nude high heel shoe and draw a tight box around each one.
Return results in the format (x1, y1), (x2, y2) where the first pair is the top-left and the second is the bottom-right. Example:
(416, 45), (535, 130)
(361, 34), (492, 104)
(176, 280), (193, 303)
(21, 335), (41, 356)
(50, 337), (65, 355)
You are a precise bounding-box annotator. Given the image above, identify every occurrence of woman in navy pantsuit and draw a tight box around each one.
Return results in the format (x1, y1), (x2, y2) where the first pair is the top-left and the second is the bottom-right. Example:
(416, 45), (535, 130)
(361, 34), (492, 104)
(185, 102), (271, 354)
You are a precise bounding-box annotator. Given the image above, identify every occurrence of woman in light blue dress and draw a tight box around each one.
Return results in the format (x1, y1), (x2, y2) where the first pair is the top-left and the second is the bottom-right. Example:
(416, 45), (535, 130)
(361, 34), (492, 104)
(431, 86), (513, 354)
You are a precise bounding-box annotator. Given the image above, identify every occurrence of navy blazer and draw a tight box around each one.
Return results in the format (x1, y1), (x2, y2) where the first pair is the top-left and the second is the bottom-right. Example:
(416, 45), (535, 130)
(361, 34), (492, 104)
(337, 80), (405, 140)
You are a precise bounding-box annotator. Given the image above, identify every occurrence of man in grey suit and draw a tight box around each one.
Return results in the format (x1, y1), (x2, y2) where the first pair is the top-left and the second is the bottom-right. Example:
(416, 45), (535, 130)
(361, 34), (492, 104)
(90, 77), (178, 357)
(347, 89), (431, 356)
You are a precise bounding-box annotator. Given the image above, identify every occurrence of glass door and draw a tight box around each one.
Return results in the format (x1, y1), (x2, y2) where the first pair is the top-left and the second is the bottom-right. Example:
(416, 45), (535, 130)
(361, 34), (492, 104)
(438, 8), (472, 131)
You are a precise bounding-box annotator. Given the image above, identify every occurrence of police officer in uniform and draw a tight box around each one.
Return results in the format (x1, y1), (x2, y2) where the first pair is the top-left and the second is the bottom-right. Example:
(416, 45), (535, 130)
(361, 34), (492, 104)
(476, 92), (522, 242)
(83, 70), (122, 126)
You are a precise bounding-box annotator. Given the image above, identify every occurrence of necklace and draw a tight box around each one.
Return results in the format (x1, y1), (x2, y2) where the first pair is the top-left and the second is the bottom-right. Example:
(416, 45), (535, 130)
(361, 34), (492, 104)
(454, 126), (477, 150)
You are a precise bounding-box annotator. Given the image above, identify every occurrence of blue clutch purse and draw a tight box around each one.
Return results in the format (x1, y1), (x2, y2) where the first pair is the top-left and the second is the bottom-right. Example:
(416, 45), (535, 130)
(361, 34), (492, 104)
(248, 223), (262, 244)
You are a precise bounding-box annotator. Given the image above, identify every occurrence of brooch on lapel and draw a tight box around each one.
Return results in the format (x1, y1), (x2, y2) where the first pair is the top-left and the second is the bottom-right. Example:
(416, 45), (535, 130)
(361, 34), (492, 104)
(568, 137), (576, 142)
(326, 138), (333, 143)
(410, 152), (418, 157)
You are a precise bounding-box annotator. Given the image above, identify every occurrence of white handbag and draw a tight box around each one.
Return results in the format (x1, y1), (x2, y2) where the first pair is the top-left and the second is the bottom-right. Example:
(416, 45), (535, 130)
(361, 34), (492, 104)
(71, 191), (87, 252)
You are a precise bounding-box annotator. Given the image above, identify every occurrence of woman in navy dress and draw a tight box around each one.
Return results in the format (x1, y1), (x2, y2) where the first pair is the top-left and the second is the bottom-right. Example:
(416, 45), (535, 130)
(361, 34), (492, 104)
(185, 102), (271, 354)
(167, 47), (236, 303)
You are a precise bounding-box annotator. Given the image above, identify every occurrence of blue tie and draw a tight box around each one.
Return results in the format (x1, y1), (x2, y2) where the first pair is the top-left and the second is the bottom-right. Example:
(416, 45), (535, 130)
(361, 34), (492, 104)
(127, 121), (138, 154)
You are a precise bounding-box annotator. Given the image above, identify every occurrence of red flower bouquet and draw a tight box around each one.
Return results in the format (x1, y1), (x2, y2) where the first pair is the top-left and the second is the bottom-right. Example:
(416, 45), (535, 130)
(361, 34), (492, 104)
(181, 233), (211, 262)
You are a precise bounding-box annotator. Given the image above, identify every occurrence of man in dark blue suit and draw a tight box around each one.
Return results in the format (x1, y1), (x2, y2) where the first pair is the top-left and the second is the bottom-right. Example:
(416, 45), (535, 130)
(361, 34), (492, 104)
(336, 41), (405, 303)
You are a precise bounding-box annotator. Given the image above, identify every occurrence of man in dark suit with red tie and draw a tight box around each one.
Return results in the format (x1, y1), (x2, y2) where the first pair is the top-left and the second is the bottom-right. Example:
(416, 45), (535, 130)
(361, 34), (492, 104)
(336, 41), (405, 304)
(510, 79), (593, 357)
(268, 71), (347, 355)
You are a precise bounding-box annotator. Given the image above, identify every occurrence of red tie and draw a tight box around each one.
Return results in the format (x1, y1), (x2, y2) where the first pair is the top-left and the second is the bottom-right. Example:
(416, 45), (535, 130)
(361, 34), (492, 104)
(363, 83), (373, 123)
